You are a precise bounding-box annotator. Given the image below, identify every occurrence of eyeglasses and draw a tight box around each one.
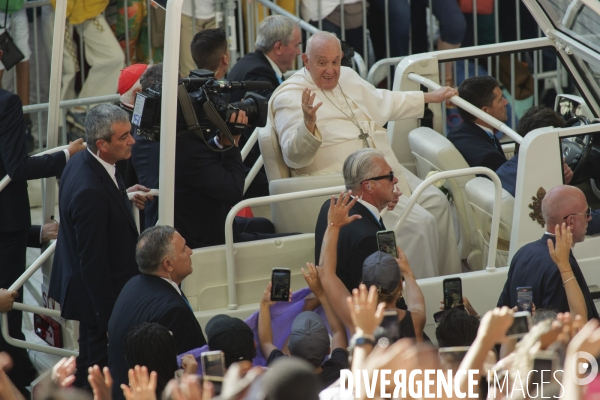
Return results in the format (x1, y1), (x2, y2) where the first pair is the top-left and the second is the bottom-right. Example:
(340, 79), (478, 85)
(361, 171), (394, 184)
(563, 207), (592, 220)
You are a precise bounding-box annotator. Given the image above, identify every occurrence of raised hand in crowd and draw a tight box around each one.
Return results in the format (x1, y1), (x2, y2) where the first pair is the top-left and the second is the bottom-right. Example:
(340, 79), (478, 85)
(563, 319), (600, 400)
(121, 366), (157, 400)
(127, 185), (154, 210)
(0, 289), (18, 313)
(67, 138), (86, 156)
(548, 223), (587, 321)
(51, 356), (76, 388)
(88, 365), (113, 400)
(457, 307), (514, 394)
(258, 282), (292, 358)
(163, 375), (213, 400)
(301, 88), (323, 135)
(0, 353), (24, 400)
(180, 354), (198, 375)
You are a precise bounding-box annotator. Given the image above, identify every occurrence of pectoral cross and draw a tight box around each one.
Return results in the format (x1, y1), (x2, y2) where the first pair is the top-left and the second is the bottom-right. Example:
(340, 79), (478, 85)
(358, 130), (370, 148)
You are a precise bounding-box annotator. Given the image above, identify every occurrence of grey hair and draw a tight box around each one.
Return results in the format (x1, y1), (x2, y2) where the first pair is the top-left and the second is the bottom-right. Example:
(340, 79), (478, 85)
(136, 225), (177, 274)
(343, 149), (386, 191)
(85, 104), (130, 153)
(255, 15), (297, 53)
(305, 31), (341, 58)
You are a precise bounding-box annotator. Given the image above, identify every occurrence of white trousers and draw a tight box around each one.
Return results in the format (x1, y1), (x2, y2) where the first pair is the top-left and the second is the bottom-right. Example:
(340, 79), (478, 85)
(382, 165), (462, 279)
(42, 7), (124, 100)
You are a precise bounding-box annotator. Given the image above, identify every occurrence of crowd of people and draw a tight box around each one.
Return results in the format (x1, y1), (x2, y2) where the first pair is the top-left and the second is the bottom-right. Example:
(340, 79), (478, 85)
(0, 2), (599, 400)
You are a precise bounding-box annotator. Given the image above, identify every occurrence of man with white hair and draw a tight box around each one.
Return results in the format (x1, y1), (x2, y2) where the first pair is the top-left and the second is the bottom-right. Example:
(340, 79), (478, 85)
(497, 185), (598, 320)
(269, 31), (460, 277)
(227, 15), (302, 102)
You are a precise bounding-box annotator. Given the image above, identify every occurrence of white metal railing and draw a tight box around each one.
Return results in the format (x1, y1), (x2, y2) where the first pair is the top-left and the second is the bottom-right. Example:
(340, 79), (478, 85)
(1, 241), (77, 357)
(224, 185), (345, 309)
(129, 189), (161, 233)
(393, 167), (503, 272)
(407, 73), (523, 144)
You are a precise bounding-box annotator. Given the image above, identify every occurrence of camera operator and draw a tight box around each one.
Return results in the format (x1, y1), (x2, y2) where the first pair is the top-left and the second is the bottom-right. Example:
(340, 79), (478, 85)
(136, 63), (291, 248)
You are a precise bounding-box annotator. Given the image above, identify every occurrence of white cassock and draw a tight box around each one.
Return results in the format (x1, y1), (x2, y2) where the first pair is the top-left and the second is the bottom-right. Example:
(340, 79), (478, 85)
(268, 66), (461, 278)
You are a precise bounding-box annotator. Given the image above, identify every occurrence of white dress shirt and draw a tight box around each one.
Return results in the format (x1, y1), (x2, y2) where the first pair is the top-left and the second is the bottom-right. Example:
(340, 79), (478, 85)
(87, 148), (118, 188)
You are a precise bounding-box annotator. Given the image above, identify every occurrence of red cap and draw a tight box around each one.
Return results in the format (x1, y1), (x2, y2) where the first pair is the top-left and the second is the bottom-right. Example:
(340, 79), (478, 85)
(118, 64), (148, 95)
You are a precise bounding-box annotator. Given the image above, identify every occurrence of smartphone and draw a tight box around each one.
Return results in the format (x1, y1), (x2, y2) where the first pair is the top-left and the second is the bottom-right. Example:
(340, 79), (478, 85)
(376, 230), (398, 258)
(443, 278), (463, 310)
(506, 311), (532, 338)
(270, 268), (291, 301)
(517, 286), (533, 312)
(531, 350), (559, 386)
(201, 351), (226, 378)
(379, 309), (400, 343)
(439, 346), (471, 364)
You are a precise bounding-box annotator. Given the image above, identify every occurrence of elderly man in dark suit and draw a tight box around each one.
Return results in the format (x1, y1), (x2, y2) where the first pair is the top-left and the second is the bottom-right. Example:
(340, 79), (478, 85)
(49, 104), (151, 388)
(497, 185), (599, 320)
(0, 65), (85, 392)
(447, 76), (509, 171)
(315, 148), (400, 291)
(108, 225), (206, 400)
(226, 15), (301, 103)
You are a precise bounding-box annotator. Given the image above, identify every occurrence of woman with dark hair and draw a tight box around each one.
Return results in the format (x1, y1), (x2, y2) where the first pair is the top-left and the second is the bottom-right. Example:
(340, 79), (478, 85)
(315, 192), (427, 341)
(123, 322), (178, 398)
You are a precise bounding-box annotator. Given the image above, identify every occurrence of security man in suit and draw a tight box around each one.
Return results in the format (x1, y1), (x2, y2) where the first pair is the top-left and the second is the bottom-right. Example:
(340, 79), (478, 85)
(0, 51), (86, 392)
(447, 76), (509, 171)
(108, 225), (206, 400)
(315, 148), (400, 291)
(49, 104), (152, 388)
(226, 15), (302, 103)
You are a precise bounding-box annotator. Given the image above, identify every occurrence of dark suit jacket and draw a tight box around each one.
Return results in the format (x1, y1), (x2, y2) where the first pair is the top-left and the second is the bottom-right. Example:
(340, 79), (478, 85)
(226, 51), (279, 103)
(49, 150), (139, 330)
(589, 210), (600, 236)
(314, 200), (384, 291)
(447, 120), (507, 172)
(497, 234), (599, 319)
(175, 133), (245, 248)
(0, 89), (66, 233)
(108, 274), (206, 400)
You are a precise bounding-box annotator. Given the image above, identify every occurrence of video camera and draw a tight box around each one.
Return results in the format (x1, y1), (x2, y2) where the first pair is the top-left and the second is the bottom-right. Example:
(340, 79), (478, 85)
(131, 69), (270, 150)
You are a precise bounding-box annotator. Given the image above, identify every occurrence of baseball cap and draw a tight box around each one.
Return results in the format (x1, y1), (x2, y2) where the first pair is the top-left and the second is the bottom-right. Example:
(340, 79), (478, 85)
(118, 64), (148, 95)
(288, 311), (330, 364)
(205, 314), (256, 367)
(362, 251), (401, 294)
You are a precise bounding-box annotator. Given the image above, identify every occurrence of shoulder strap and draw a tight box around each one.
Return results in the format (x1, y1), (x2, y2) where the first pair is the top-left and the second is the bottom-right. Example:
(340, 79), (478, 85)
(176, 83), (234, 152)
(1, 0), (9, 29)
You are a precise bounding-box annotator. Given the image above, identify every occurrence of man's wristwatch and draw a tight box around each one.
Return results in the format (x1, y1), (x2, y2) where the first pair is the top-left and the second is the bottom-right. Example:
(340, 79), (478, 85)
(348, 333), (376, 352)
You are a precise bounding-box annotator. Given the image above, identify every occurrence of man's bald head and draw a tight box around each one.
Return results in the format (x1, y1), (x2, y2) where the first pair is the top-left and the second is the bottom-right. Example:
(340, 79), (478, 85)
(542, 185), (589, 242)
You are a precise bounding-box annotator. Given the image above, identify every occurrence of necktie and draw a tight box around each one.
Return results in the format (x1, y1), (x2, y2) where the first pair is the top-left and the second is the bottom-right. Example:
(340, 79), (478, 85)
(181, 292), (193, 311)
(379, 217), (386, 230)
(276, 75), (283, 84)
(114, 170), (130, 209)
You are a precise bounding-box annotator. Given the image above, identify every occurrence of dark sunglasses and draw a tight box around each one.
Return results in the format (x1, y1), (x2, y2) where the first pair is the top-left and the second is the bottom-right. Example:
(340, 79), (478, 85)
(361, 171), (394, 184)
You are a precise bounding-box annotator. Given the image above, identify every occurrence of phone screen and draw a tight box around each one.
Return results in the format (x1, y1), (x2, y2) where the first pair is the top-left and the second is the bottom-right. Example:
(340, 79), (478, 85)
(201, 352), (225, 377)
(507, 312), (531, 338)
(270, 268), (291, 301)
(443, 278), (462, 310)
(380, 310), (400, 343)
(377, 231), (398, 258)
(531, 357), (555, 386)
(517, 287), (533, 312)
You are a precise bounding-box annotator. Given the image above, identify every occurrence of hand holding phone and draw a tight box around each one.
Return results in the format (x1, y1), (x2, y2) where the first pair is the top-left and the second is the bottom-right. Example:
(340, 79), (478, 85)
(201, 350), (226, 378)
(379, 309), (400, 344)
(517, 287), (533, 312)
(443, 278), (463, 310)
(376, 230), (398, 258)
(270, 268), (291, 301)
(506, 311), (532, 338)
